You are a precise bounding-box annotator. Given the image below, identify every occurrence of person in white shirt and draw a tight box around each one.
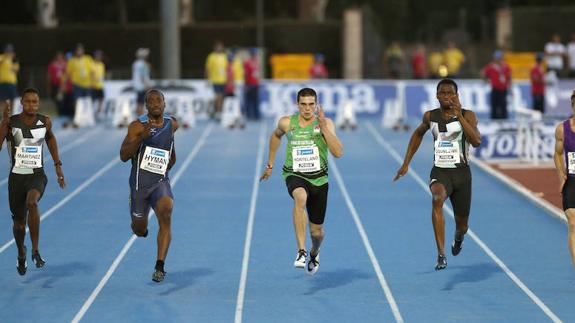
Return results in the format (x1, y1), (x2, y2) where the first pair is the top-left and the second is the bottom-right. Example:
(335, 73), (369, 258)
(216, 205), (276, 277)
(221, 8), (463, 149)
(566, 33), (575, 78)
(132, 48), (151, 116)
(545, 34), (566, 78)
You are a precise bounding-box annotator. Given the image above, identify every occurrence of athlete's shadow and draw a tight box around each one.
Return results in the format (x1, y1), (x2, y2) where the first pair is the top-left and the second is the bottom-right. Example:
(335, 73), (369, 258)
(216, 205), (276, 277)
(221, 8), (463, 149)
(442, 262), (500, 291)
(303, 269), (371, 295)
(23, 261), (95, 289)
(153, 267), (214, 295)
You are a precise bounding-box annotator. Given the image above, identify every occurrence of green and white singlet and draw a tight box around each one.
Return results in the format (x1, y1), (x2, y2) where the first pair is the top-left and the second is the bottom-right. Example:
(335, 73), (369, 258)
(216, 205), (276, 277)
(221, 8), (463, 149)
(282, 114), (328, 186)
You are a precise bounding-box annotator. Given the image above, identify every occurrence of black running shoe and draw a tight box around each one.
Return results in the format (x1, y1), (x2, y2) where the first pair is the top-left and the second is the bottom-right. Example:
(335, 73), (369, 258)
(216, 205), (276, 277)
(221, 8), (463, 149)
(32, 250), (46, 268)
(152, 269), (166, 282)
(451, 238), (464, 256)
(435, 254), (447, 271)
(17, 246), (27, 276)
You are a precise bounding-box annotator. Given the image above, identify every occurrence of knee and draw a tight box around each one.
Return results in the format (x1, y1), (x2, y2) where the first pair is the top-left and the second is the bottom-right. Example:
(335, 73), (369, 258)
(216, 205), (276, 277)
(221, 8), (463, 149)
(432, 194), (445, 208)
(26, 199), (38, 211)
(13, 220), (26, 231)
(293, 193), (307, 209)
(310, 226), (324, 239)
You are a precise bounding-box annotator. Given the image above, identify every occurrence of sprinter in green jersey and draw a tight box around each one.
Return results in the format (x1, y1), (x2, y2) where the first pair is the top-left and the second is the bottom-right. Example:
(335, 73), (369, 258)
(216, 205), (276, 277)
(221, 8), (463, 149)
(260, 88), (343, 275)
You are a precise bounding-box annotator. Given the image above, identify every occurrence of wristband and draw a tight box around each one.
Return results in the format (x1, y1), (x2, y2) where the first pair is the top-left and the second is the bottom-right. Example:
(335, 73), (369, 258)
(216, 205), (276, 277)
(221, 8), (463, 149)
(266, 164), (273, 170)
(54, 161), (62, 166)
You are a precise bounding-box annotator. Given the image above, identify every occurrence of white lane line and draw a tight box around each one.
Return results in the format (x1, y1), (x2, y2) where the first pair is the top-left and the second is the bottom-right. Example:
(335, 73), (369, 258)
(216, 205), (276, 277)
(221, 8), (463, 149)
(0, 156), (120, 254)
(234, 123), (266, 323)
(71, 123), (214, 323)
(470, 156), (566, 222)
(330, 156), (405, 323)
(366, 121), (562, 323)
(0, 127), (102, 187)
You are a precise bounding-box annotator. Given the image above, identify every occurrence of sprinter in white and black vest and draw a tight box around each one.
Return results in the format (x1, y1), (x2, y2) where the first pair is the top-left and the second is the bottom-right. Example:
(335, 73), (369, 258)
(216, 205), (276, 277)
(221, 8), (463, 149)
(120, 89), (178, 283)
(394, 79), (482, 271)
(0, 88), (66, 276)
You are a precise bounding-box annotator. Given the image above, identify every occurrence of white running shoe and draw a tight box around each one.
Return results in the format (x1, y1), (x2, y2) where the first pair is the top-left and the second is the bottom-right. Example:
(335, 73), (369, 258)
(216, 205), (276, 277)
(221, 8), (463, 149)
(293, 249), (307, 268)
(306, 252), (320, 275)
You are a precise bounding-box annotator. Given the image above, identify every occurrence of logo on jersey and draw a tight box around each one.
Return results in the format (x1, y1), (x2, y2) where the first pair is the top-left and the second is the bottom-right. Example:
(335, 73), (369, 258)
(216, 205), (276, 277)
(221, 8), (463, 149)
(296, 148), (314, 156)
(150, 148), (166, 157)
(21, 147), (38, 153)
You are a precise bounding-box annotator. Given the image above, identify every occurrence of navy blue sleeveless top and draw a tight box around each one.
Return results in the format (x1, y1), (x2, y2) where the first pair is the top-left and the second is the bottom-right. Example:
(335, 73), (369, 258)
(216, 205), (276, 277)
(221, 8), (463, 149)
(129, 114), (174, 190)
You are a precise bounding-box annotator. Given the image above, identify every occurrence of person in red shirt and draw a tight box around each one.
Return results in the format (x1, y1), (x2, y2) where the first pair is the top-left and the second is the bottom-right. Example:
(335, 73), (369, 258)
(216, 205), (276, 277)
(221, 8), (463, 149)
(411, 44), (428, 79)
(243, 48), (260, 120)
(530, 52), (545, 114)
(309, 54), (328, 79)
(47, 51), (67, 115)
(481, 50), (512, 119)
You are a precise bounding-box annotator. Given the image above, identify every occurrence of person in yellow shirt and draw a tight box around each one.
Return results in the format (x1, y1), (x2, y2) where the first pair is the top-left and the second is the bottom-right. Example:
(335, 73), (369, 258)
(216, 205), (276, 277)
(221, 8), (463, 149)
(60, 44), (94, 127)
(205, 41), (227, 120)
(0, 44), (20, 115)
(91, 50), (106, 121)
(443, 41), (465, 78)
(428, 47), (445, 79)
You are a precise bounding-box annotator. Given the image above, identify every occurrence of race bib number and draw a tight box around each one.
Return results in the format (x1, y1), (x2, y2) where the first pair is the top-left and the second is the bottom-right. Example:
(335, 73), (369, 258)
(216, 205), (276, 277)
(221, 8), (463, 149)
(434, 140), (460, 167)
(140, 146), (170, 175)
(568, 152), (575, 174)
(292, 146), (320, 172)
(15, 145), (42, 169)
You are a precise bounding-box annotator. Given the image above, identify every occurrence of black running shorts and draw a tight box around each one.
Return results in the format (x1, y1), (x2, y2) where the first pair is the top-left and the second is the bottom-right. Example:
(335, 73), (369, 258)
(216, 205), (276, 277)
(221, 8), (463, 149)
(285, 175), (329, 225)
(562, 177), (575, 211)
(8, 172), (48, 220)
(429, 166), (472, 218)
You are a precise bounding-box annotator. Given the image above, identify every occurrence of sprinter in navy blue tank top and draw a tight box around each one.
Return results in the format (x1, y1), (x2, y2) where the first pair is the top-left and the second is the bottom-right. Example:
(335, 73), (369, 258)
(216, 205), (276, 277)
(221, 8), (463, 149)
(120, 89), (178, 282)
(553, 90), (575, 270)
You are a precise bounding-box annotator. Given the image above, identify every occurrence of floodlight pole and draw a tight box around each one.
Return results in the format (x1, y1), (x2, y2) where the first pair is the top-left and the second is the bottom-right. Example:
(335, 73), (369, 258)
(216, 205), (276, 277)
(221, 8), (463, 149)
(161, 0), (181, 79)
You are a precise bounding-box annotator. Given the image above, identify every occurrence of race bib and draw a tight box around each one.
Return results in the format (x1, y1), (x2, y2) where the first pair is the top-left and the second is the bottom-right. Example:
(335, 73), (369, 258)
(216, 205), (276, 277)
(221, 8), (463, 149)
(140, 146), (170, 175)
(14, 145), (42, 169)
(434, 140), (460, 167)
(568, 152), (575, 174)
(292, 146), (320, 172)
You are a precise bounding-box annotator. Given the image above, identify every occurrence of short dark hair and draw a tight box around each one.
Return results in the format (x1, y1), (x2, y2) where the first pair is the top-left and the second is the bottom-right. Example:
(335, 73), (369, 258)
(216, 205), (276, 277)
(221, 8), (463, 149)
(22, 88), (40, 97)
(571, 90), (575, 103)
(436, 78), (458, 93)
(297, 88), (317, 103)
(144, 89), (165, 103)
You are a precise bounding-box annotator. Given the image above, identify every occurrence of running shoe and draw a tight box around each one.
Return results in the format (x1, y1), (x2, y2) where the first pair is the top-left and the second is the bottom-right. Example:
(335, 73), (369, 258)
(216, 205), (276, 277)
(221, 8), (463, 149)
(451, 236), (464, 256)
(17, 246), (27, 276)
(32, 250), (46, 268)
(435, 254), (447, 271)
(306, 252), (320, 275)
(294, 249), (307, 268)
(152, 269), (166, 282)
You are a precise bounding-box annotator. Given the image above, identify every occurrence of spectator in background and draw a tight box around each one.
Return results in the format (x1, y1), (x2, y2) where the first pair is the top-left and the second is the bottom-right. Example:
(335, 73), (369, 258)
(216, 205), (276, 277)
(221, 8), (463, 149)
(224, 52), (236, 98)
(411, 44), (428, 79)
(0, 44), (20, 116)
(567, 33), (575, 78)
(443, 41), (465, 78)
(244, 48), (260, 120)
(61, 43), (93, 127)
(47, 51), (67, 116)
(309, 53), (328, 79)
(428, 46), (445, 79)
(530, 52), (545, 114)
(481, 50), (512, 120)
(384, 41), (404, 79)
(205, 40), (227, 120)
(132, 47), (151, 117)
(545, 34), (566, 78)
(91, 50), (106, 120)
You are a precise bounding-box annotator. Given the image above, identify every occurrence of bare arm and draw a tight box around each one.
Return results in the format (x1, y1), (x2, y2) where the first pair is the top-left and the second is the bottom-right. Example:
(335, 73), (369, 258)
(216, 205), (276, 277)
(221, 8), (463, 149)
(45, 117), (66, 188)
(318, 106), (343, 158)
(450, 95), (481, 147)
(120, 120), (149, 162)
(259, 116), (289, 181)
(0, 100), (11, 148)
(554, 123), (567, 193)
(167, 118), (179, 170)
(393, 111), (430, 181)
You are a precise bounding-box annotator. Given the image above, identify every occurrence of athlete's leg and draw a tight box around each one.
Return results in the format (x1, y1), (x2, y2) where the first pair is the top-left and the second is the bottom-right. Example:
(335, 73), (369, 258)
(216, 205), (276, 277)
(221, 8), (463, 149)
(430, 183), (448, 256)
(153, 196), (173, 263)
(565, 209), (575, 268)
(13, 217), (27, 258)
(309, 223), (324, 257)
(292, 187), (309, 251)
(26, 189), (42, 253)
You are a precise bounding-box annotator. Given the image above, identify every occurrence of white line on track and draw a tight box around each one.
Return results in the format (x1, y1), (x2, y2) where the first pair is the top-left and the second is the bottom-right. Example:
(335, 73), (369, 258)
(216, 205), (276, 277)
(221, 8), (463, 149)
(71, 123), (214, 323)
(0, 156), (120, 254)
(366, 121), (562, 323)
(0, 127), (101, 187)
(330, 156), (405, 323)
(234, 123), (266, 323)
